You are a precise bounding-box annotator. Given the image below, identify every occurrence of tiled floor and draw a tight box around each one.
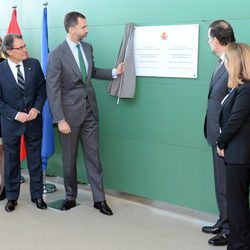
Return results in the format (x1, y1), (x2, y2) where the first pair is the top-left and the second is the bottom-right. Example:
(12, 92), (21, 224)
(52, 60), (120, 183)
(0, 175), (226, 250)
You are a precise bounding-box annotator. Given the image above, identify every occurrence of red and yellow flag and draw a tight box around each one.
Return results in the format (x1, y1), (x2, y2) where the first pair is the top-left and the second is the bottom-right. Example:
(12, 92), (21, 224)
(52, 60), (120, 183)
(7, 9), (21, 34)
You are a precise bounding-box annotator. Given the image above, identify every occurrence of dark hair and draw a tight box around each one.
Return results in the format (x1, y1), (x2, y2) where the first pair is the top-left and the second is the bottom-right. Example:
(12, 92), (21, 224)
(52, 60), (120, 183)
(2, 34), (23, 57)
(64, 11), (86, 33)
(209, 20), (236, 46)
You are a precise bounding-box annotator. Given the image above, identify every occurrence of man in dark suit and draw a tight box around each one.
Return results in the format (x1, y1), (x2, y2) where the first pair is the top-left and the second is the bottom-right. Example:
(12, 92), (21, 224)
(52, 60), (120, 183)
(0, 34), (47, 212)
(202, 20), (235, 246)
(46, 12), (124, 215)
(0, 36), (5, 201)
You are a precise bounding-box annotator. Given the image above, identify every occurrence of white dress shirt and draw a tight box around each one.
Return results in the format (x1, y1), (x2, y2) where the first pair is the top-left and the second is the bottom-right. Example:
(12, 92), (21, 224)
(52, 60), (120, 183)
(7, 59), (25, 82)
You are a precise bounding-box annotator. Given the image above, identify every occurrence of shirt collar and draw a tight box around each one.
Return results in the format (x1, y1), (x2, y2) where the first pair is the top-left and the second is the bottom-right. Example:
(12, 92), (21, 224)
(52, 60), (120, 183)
(66, 36), (80, 51)
(220, 53), (225, 64)
(7, 58), (24, 71)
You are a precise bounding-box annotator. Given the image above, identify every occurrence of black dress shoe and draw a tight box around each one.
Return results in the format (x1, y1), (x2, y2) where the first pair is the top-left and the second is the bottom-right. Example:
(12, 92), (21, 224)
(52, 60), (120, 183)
(5, 200), (17, 212)
(0, 187), (6, 201)
(202, 223), (222, 234)
(31, 197), (47, 209)
(208, 232), (229, 246)
(61, 199), (76, 211)
(94, 201), (113, 216)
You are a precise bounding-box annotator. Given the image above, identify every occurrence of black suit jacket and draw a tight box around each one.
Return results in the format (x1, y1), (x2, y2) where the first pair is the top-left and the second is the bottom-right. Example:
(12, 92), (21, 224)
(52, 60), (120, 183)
(0, 57), (5, 138)
(0, 58), (46, 137)
(204, 63), (229, 145)
(217, 81), (250, 164)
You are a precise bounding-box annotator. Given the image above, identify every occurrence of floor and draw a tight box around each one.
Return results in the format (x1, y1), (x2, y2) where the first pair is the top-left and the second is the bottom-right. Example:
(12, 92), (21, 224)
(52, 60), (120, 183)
(0, 174), (226, 250)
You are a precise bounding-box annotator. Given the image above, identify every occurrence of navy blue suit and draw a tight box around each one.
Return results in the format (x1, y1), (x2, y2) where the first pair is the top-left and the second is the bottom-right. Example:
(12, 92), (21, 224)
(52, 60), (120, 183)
(0, 57), (5, 137)
(0, 57), (5, 196)
(0, 58), (46, 200)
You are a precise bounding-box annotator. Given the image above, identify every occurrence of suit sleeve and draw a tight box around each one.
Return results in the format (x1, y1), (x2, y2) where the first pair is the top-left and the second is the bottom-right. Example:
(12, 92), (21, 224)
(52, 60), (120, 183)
(217, 86), (250, 149)
(89, 45), (113, 80)
(0, 87), (19, 121)
(46, 51), (64, 123)
(0, 67), (19, 121)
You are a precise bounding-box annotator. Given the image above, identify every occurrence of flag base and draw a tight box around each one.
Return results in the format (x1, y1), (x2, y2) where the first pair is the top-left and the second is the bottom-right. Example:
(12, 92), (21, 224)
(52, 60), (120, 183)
(43, 183), (57, 194)
(21, 175), (25, 183)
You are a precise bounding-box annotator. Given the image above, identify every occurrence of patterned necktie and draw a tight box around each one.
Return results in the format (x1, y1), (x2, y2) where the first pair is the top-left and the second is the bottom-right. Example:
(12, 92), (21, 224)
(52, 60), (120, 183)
(76, 44), (87, 83)
(16, 65), (25, 92)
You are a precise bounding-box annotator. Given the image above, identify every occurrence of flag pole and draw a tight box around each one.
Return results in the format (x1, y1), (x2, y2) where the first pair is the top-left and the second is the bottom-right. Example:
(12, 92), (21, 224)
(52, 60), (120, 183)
(43, 173), (56, 193)
(41, 2), (56, 194)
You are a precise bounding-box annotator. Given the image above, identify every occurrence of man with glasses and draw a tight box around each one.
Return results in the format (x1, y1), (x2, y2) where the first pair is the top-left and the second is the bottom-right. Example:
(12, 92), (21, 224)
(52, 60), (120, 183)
(0, 36), (5, 201)
(0, 34), (47, 212)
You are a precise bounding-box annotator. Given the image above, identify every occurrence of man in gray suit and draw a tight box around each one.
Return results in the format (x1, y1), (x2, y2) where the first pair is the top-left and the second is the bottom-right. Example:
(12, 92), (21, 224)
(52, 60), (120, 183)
(202, 20), (235, 246)
(46, 12), (124, 215)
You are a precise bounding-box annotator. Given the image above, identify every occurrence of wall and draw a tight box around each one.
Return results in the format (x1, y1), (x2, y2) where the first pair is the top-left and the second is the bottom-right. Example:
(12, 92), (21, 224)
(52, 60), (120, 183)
(0, 0), (249, 214)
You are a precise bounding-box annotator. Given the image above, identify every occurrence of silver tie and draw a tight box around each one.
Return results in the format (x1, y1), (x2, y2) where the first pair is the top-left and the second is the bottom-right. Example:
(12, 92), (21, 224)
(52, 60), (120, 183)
(16, 65), (25, 92)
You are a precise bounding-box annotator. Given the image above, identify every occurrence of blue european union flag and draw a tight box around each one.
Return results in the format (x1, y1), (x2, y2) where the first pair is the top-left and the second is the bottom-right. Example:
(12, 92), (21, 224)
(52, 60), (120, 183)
(41, 6), (55, 170)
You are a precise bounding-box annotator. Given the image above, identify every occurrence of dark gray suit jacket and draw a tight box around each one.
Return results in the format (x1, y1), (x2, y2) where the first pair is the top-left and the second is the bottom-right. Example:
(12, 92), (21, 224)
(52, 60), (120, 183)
(204, 64), (229, 146)
(46, 40), (113, 125)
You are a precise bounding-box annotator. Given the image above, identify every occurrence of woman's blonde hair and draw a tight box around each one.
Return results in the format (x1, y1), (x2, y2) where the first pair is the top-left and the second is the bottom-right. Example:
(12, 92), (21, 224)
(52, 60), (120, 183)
(225, 42), (250, 88)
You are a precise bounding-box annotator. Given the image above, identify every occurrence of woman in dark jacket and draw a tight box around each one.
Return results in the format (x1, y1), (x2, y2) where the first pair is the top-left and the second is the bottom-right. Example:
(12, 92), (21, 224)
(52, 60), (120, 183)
(217, 43), (250, 250)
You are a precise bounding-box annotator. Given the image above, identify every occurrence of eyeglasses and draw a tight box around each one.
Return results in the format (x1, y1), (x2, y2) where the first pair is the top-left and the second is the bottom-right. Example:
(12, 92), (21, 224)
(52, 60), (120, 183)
(11, 44), (27, 50)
